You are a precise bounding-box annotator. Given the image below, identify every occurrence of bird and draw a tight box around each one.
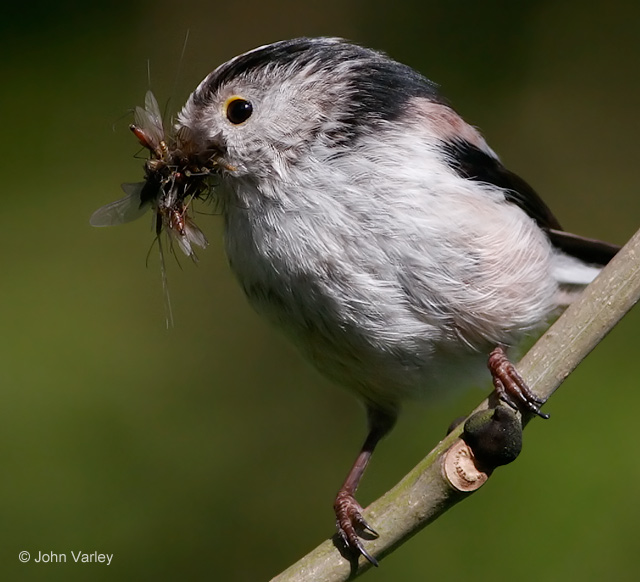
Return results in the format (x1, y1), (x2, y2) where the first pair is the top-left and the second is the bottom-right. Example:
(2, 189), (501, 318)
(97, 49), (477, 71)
(92, 37), (620, 565)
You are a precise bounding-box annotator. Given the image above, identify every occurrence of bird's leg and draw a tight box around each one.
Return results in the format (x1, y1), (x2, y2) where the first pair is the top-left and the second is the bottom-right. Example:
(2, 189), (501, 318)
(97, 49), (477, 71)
(334, 407), (396, 566)
(488, 346), (549, 419)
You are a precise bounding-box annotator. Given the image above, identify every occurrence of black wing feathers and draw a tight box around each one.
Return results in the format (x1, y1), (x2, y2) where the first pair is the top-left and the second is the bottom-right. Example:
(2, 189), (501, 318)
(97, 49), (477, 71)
(442, 139), (562, 230)
(443, 139), (620, 266)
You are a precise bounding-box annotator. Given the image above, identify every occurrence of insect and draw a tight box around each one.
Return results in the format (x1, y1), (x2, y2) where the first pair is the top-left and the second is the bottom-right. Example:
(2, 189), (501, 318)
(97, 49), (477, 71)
(91, 91), (214, 324)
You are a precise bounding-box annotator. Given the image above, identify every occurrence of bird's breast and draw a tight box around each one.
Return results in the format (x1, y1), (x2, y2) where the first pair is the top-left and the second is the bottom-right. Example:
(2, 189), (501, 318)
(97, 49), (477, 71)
(220, 176), (559, 405)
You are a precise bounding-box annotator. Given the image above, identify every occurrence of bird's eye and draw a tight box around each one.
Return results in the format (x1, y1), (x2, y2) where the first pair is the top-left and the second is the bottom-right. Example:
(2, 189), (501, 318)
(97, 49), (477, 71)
(225, 97), (253, 125)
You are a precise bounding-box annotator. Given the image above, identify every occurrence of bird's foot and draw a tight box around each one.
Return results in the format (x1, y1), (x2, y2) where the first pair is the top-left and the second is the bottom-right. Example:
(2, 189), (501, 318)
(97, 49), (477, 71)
(334, 491), (379, 566)
(488, 346), (549, 419)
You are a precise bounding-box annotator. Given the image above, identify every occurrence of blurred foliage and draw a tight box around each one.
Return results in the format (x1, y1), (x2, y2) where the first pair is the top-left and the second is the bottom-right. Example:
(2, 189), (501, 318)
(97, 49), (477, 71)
(0, 1), (638, 580)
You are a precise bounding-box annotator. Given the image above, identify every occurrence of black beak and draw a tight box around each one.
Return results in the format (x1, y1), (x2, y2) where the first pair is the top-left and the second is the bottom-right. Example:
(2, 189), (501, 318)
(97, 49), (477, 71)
(200, 131), (230, 172)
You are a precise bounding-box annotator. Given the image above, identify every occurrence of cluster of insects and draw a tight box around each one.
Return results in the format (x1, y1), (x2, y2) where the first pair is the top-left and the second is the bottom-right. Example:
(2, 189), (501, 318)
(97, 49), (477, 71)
(91, 91), (219, 324)
(91, 91), (216, 256)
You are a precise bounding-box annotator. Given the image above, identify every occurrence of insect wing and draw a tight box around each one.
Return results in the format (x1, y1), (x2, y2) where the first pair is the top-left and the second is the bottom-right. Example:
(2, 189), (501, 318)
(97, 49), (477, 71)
(144, 90), (162, 125)
(134, 90), (164, 147)
(184, 219), (208, 250)
(177, 220), (208, 259)
(90, 182), (150, 227)
(174, 232), (194, 258)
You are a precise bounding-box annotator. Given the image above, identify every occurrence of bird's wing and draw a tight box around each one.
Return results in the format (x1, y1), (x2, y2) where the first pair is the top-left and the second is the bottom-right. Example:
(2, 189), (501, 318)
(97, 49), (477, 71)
(441, 136), (620, 266)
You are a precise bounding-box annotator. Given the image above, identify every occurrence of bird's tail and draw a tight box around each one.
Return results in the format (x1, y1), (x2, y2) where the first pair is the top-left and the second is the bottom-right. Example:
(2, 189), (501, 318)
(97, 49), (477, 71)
(547, 229), (621, 305)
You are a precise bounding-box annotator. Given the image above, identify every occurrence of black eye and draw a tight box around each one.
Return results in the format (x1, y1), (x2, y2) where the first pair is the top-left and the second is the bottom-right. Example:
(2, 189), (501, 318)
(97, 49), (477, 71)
(226, 98), (253, 124)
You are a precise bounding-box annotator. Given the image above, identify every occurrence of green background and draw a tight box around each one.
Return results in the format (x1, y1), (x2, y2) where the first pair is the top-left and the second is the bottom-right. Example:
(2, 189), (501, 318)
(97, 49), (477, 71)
(2, 1), (639, 580)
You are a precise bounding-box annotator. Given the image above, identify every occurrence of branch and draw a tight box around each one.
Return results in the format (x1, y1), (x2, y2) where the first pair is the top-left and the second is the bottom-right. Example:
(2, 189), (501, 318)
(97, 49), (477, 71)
(271, 226), (640, 582)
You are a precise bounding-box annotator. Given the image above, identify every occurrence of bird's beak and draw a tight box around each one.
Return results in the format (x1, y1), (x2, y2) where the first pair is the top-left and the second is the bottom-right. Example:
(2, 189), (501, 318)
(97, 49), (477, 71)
(203, 131), (237, 173)
(174, 127), (234, 174)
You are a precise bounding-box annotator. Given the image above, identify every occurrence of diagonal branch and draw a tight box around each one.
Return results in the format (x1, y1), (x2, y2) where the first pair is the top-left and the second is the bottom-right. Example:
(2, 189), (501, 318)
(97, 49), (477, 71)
(270, 226), (640, 582)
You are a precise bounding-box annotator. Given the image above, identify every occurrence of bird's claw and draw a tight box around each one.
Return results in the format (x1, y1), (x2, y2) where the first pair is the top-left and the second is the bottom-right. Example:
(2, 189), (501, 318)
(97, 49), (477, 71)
(334, 491), (379, 566)
(488, 346), (550, 419)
